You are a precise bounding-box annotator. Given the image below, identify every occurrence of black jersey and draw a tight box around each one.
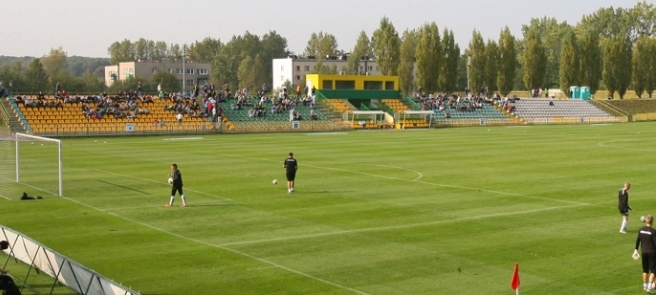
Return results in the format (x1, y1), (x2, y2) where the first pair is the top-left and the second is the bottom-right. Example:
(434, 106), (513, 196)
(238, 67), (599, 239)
(618, 188), (629, 211)
(171, 169), (183, 187)
(636, 226), (656, 254)
(284, 158), (297, 173)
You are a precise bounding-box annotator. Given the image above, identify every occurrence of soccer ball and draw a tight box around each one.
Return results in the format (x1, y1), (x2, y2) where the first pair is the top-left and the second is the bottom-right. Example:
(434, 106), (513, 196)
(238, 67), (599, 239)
(641, 216), (647, 223)
(168, 177), (173, 184)
(272, 179), (278, 185)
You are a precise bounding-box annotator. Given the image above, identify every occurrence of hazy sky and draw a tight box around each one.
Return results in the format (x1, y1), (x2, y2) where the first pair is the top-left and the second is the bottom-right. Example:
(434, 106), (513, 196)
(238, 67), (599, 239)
(1, 0), (642, 58)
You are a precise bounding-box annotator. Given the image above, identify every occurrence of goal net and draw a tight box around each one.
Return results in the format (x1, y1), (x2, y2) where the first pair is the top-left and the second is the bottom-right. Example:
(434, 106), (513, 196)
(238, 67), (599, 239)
(0, 133), (62, 199)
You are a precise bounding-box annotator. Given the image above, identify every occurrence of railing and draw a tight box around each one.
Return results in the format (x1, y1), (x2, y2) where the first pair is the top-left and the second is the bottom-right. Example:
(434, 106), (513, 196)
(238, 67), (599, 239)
(2, 225), (141, 295)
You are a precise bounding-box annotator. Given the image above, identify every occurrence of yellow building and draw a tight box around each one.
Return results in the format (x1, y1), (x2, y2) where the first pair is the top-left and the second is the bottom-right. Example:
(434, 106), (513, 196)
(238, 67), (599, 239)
(305, 74), (398, 91)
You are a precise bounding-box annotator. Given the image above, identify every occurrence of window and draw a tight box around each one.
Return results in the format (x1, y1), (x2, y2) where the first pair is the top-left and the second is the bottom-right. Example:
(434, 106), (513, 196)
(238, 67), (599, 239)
(198, 69), (208, 75)
(152, 68), (157, 74)
(295, 75), (301, 81)
(359, 66), (364, 71)
(295, 66), (300, 71)
(304, 66), (310, 71)
(167, 68), (173, 74)
(368, 66), (373, 72)
(178, 80), (183, 86)
(375, 66), (380, 72)
(186, 69), (194, 74)
(187, 80), (194, 86)
(281, 75), (284, 81)
(281, 66), (284, 71)
(176, 69), (183, 74)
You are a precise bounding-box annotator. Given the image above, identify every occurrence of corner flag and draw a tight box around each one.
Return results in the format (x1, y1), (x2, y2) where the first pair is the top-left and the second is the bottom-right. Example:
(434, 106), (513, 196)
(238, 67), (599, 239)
(510, 263), (520, 294)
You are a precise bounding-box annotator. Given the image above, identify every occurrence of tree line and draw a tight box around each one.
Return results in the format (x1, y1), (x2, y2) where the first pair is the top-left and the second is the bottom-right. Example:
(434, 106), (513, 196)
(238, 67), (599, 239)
(1, 1), (655, 98)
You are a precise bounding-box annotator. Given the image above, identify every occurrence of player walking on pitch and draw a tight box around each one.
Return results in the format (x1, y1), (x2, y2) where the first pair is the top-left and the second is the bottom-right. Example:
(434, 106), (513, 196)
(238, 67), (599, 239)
(635, 215), (656, 293)
(619, 182), (631, 233)
(166, 163), (187, 207)
(283, 152), (298, 194)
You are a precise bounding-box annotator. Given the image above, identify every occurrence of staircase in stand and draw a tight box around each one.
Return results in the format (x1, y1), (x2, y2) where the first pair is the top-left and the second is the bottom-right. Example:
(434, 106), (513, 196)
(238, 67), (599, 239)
(0, 99), (26, 133)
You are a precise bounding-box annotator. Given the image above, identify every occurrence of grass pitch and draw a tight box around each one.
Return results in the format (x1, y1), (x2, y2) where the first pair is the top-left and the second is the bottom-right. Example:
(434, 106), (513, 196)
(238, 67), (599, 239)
(2, 122), (655, 295)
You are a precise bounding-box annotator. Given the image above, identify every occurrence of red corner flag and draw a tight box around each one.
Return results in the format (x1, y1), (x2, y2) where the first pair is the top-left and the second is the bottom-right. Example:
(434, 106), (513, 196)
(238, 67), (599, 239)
(510, 263), (520, 292)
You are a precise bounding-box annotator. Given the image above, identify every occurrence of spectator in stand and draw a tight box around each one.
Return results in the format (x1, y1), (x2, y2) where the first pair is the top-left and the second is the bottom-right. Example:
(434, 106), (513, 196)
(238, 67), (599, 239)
(137, 82), (143, 97)
(176, 112), (183, 125)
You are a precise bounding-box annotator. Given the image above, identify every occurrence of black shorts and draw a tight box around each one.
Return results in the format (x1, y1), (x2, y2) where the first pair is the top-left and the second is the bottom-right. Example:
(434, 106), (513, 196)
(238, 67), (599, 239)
(286, 171), (296, 181)
(620, 209), (629, 216)
(171, 186), (183, 196)
(642, 253), (656, 273)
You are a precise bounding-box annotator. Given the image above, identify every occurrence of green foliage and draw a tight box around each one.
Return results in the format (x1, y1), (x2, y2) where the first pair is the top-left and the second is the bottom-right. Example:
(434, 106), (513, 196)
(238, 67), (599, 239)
(632, 36), (655, 98)
(603, 36), (633, 99)
(187, 37), (222, 63)
(578, 32), (603, 93)
(522, 30), (547, 90)
(150, 69), (179, 93)
(372, 17), (401, 75)
(41, 47), (67, 83)
(483, 39), (499, 93)
(0, 61), (24, 93)
(439, 29), (460, 93)
(237, 55), (267, 91)
(467, 30), (486, 93)
(415, 23), (442, 93)
(398, 29), (417, 95)
(23, 58), (49, 92)
(347, 31), (373, 75)
(559, 32), (580, 97)
(304, 31), (339, 58)
(497, 27), (517, 96)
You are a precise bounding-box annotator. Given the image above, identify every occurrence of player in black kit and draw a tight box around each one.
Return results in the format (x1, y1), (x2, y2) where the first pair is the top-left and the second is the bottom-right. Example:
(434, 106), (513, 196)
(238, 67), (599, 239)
(618, 182), (631, 234)
(283, 152), (298, 194)
(636, 215), (656, 293)
(166, 163), (187, 207)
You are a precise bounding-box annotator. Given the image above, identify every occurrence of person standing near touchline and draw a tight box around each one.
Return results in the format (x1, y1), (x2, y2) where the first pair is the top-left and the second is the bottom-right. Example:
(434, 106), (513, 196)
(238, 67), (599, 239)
(283, 152), (298, 195)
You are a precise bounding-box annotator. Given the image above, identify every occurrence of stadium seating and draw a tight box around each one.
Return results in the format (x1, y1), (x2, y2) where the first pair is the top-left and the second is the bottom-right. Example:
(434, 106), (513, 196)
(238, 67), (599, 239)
(510, 99), (615, 123)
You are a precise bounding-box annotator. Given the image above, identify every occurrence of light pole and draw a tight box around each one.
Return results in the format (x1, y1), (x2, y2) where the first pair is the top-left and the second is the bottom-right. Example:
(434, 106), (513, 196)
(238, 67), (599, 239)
(182, 44), (187, 95)
(466, 55), (471, 96)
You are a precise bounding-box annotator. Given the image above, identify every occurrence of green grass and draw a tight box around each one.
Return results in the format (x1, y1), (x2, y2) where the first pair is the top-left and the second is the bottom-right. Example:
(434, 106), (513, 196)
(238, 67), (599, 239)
(1, 123), (655, 294)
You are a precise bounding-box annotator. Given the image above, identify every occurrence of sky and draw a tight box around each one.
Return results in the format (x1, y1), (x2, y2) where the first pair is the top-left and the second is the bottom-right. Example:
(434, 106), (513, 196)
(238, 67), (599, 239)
(1, 0), (643, 58)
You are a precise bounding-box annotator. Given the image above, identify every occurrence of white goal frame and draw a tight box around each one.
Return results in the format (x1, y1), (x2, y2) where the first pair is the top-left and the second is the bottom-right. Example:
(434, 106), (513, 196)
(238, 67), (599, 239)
(15, 133), (63, 196)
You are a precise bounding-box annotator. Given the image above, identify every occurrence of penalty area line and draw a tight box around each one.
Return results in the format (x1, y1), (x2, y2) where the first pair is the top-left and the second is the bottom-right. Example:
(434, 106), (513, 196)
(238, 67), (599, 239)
(219, 203), (588, 247)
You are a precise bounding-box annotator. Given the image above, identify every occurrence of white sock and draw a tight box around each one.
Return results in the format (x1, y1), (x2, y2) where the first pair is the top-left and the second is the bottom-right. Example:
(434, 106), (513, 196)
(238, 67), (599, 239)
(621, 220), (627, 230)
(181, 195), (186, 205)
(645, 283), (649, 290)
(169, 196), (175, 205)
(291, 187), (294, 192)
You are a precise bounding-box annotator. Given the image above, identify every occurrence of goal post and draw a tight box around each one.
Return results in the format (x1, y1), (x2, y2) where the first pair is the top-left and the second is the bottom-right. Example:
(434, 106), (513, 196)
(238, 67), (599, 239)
(15, 133), (63, 197)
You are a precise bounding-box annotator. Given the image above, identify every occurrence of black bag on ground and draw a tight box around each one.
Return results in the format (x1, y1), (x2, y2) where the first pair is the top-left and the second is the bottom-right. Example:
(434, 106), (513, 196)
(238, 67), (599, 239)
(0, 275), (21, 295)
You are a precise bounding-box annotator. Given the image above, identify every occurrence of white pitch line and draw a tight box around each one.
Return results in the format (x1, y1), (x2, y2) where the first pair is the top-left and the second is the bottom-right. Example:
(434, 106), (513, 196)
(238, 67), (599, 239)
(219, 203), (588, 247)
(92, 169), (233, 201)
(104, 201), (227, 211)
(54, 195), (371, 295)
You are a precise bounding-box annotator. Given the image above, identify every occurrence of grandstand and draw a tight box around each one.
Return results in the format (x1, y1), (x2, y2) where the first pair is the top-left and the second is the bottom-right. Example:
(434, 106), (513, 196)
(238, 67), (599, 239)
(11, 97), (211, 136)
(510, 98), (617, 124)
(429, 98), (514, 127)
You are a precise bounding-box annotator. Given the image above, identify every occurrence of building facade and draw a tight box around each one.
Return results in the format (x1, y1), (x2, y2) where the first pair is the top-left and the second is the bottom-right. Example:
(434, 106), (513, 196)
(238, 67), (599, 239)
(104, 60), (211, 88)
(272, 56), (381, 91)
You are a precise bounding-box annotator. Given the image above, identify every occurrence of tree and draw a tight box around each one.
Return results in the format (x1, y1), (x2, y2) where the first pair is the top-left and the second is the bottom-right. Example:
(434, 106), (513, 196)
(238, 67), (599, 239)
(439, 29), (460, 93)
(80, 69), (104, 93)
(151, 69), (179, 93)
(522, 17), (573, 89)
(238, 55), (267, 91)
(603, 36), (633, 99)
(135, 38), (149, 61)
(348, 31), (373, 74)
(484, 39), (499, 94)
(259, 31), (290, 87)
(304, 31), (339, 58)
(647, 38), (656, 98)
(372, 17), (401, 75)
(188, 37), (222, 63)
(415, 22), (442, 93)
(41, 47), (68, 82)
(398, 29), (417, 95)
(632, 35), (656, 98)
(579, 32), (603, 93)
(522, 30), (547, 91)
(467, 30), (486, 94)
(559, 32), (580, 98)
(0, 61), (23, 93)
(497, 27), (517, 96)
(23, 58), (49, 92)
